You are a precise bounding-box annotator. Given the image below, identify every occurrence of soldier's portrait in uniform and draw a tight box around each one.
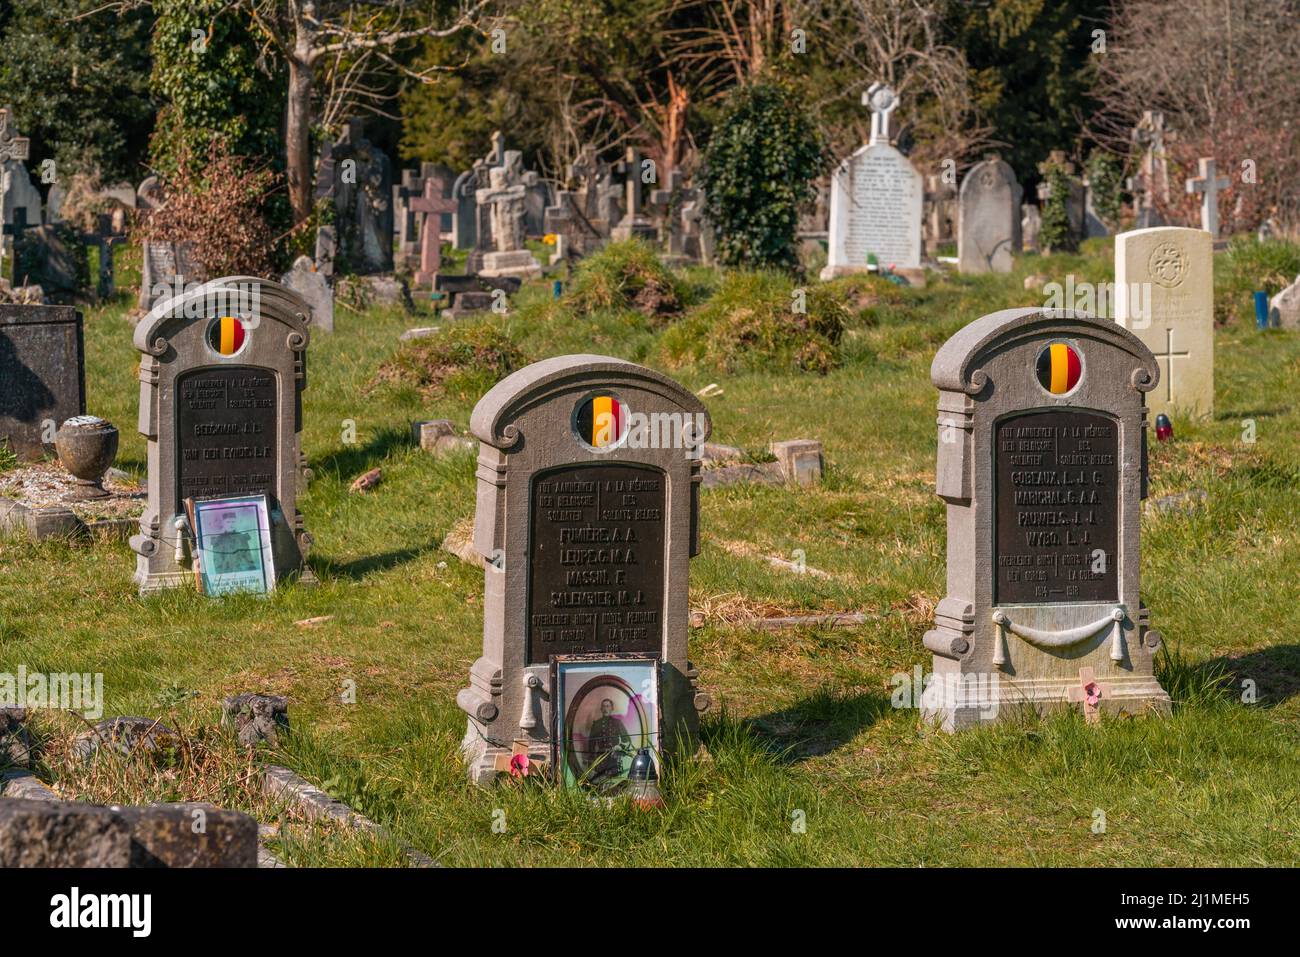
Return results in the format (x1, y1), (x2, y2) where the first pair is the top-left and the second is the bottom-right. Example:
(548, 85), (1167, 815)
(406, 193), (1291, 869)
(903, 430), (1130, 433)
(192, 494), (276, 596)
(552, 655), (660, 791)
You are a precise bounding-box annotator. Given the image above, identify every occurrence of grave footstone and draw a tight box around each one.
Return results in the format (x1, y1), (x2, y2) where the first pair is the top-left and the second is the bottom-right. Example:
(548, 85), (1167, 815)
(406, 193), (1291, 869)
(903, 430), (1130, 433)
(1114, 226), (1214, 421)
(0, 303), (85, 460)
(458, 355), (713, 784)
(128, 276), (315, 594)
(923, 307), (1171, 730)
(957, 156), (1022, 274)
(821, 83), (923, 283)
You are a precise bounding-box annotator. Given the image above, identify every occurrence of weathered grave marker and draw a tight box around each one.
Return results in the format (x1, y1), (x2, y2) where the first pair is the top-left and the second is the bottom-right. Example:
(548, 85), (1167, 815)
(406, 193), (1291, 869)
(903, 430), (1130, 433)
(129, 277), (315, 593)
(1185, 157), (1230, 240)
(409, 173), (457, 288)
(923, 307), (1171, 730)
(458, 355), (713, 783)
(1114, 226), (1214, 421)
(957, 156), (1022, 274)
(821, 83), (923, 282)
(281, 255), (333, 334)
(0, 303), (85, 460)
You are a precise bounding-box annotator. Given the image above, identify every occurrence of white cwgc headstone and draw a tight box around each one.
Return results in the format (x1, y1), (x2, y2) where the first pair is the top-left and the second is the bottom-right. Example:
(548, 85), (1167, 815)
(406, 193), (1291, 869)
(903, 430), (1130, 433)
(1114, 226), (1214, 421)
(820, 83), (923, 282)
(957, 156), (1022, 274)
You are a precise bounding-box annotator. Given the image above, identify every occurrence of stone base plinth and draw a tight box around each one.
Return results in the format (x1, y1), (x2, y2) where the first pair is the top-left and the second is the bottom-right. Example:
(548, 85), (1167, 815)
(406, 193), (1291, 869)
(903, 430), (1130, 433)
(480, 251), (542, 281)
(921, 671), (1171, 732)
(460, 723), (551, 786)
(819, 263), (925, 287)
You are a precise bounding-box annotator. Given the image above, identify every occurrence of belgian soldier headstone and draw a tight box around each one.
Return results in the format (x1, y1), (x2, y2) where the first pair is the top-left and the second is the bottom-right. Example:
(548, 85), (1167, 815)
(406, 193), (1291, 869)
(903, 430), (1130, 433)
(0, 303), (85, 460)
(458, 355), (713, 783)
(923, 308), (1171, 730)
(129, 277), (315, 594)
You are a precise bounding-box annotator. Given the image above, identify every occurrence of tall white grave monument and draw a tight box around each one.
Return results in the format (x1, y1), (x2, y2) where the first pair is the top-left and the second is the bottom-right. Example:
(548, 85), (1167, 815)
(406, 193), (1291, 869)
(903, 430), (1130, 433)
(821, 83), (924, 284)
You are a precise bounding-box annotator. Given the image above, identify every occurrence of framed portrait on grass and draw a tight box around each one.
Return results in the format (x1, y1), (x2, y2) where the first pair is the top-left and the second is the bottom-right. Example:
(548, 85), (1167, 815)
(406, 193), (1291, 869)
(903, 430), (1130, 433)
(551, 654), (661, 792)
(190, 494), (276, 596)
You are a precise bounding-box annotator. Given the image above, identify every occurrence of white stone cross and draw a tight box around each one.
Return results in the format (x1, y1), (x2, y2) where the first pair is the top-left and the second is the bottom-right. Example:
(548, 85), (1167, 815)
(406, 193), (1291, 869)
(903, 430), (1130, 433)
(0, 108), (32, 281)
(863, 82), (898, 146)
(1151, 327), (1190, 403)
(1185, 157), (1230, 239)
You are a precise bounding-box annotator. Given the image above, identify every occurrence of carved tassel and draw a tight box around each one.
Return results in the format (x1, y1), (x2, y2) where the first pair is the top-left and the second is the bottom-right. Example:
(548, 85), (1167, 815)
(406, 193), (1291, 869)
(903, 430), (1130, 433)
(1109, 607), (1127, 662)
(519, 673), (541, 731)
(991, 610), (1009, 669)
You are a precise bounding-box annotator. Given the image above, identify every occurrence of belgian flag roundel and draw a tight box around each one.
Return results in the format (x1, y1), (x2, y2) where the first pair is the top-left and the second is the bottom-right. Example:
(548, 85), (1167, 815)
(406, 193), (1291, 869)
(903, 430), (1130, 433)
(1036, 341), (1081, 395)
(207, 317), (247, 356)
(575, 394), (625, 448)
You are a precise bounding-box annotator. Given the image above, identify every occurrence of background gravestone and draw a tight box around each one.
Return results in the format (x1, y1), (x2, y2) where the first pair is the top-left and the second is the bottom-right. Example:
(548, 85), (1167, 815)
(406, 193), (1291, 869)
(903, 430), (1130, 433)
(313, 119), (393, 275)
(0, 303), (85, 460)
(1114, 226), (1214, 422)
(957, 157), (1022, 274)
(924, 307), (1171, 730)
(821, 84), (923, 282)
(138, 240), (203, 312)
(281, 255), (334, 334)
(458, 355), (713, 783)
(129, 276), (315, 594)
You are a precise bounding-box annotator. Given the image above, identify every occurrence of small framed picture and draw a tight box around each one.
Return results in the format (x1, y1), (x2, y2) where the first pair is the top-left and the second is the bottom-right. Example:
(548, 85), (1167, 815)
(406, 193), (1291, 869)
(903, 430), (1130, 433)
(551, 654), (661, 792)
(190, 494), (276, 596)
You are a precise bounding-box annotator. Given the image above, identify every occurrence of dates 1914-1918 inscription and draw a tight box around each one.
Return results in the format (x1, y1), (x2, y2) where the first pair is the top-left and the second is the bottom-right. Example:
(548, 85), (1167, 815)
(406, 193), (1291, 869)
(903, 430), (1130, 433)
(995, 410), (1119, 605)
(528, 463), (666, 664)
(176, 367), (278, 501)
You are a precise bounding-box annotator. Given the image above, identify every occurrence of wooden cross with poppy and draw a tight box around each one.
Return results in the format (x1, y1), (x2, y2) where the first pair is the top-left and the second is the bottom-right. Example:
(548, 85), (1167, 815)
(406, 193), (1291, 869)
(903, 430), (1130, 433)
(1066, 667), (1114, 725)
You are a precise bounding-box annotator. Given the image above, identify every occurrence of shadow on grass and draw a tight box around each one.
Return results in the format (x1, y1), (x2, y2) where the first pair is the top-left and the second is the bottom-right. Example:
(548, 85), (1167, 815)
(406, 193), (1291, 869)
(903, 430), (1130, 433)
(308, 426), (414, 485)
(310, 541), (444, 582)
(1202, 644), (1300, 708)
(740, 686), (893, 763)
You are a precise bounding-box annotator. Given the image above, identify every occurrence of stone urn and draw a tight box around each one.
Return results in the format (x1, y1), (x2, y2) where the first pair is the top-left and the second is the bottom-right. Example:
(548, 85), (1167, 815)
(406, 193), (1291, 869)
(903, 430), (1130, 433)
(55, 416), (119, 500)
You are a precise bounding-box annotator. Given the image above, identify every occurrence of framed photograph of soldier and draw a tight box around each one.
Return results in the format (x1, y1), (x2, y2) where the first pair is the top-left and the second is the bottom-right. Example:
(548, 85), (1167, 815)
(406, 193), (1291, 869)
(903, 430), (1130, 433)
(188, 494), (276, 596)
(551, 654), (662, 792)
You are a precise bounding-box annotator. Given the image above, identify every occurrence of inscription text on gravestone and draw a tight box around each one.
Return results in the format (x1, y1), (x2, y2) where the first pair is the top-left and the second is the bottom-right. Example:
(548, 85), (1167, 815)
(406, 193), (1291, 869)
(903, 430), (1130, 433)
(995, 410), (1118, 604)
(176, 367), (278, 501)
(527, 463), (666, 663)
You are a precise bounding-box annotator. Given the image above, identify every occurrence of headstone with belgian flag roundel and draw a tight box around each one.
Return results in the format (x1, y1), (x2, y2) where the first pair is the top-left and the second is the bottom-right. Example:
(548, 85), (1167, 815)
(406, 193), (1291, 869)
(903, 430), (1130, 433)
(128, 276), (316, 595)
(923, 308), (1171, 731)
(457, 355), (714, 784)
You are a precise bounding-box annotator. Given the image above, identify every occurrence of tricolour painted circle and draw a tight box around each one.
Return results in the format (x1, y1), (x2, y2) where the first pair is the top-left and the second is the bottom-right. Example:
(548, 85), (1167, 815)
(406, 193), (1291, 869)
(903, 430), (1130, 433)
(1035, 341), (1082, 395)
(206, 316), (248, 357)
(573, 393), (628, 450)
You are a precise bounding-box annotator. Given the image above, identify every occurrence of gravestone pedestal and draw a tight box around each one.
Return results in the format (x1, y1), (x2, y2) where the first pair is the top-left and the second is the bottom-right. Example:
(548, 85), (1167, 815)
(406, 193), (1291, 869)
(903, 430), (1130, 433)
(924, 308), (1171, 730)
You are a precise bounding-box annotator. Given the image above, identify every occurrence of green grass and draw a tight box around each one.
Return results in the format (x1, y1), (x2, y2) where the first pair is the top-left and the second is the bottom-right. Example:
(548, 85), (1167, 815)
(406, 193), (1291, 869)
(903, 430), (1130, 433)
(3, 241), (1299, 866)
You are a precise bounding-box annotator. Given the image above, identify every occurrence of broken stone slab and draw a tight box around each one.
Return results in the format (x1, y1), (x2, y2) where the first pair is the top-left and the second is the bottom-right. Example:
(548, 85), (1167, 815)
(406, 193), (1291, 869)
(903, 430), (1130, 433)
(1, 708), (31, 767)
(413, 419), (476, 456)
(399, 325), (441, 341)
(700, 461), (784, 488)
(770, 439), (824, 486)
(257, 822), (287, 868)
(349, 467), (383, 493)
(262, 765), (436, 867)
(0, 799), (130, 867)
(700, 441), (745, 465)
(1, 769), (59, 800)
(73, 716), (179, 762)
(117, 802), (258, 868)
(221, 693), (290, 749)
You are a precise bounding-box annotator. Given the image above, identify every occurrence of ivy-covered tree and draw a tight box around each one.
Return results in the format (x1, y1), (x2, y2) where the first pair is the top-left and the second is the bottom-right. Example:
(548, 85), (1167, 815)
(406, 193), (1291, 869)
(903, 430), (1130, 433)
(0, 0), (154, 182)
(701, 82), (828, 272)
(149, 0), (285, 178)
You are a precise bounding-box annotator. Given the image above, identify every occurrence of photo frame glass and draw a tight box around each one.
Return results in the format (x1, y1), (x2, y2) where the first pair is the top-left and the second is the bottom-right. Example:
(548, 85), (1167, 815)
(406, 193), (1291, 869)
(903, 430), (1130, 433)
(192, 494), (276, 596)
(552, 655), (661, 792)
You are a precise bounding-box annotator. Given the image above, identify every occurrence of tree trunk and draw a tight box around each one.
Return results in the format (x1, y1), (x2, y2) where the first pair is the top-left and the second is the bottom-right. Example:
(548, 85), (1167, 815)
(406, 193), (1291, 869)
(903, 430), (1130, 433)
(286, 56), (314, 225)
(285, 11), (317, 226)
